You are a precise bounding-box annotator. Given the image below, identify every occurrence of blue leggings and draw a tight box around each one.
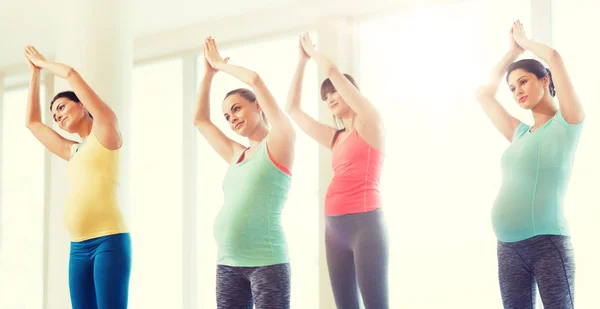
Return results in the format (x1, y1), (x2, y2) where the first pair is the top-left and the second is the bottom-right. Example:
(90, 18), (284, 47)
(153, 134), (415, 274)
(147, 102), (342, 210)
(69, 233), (132, 309)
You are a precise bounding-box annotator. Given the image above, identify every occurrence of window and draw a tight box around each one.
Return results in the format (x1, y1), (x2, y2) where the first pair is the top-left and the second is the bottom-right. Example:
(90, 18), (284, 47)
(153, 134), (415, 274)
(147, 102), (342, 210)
(359, 1), (530, 307)
(0, 86), (46, 308)
(128, 59), (184, 308)
(195, 34), (319, 308)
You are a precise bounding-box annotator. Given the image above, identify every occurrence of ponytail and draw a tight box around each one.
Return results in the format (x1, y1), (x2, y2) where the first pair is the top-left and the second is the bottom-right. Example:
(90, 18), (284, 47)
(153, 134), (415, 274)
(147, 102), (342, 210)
(545, 68), (556, 97)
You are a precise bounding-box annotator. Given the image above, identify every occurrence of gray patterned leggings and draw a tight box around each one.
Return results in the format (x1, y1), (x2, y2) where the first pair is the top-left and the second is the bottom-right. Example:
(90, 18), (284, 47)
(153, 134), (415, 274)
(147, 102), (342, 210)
(497, 235), (575, 309)
(216, 263), (290, 309)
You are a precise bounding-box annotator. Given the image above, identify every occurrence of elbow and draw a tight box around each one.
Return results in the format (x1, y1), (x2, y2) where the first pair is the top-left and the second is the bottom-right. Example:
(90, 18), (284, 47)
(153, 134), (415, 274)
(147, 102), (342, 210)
(548, 49), (561, 65)
(248, 71), (262, 88)
(325, 63), (340, 77)
(65, 67), (77, 79)
(25, 120), (38, 130)
(193, 116), (209, 128)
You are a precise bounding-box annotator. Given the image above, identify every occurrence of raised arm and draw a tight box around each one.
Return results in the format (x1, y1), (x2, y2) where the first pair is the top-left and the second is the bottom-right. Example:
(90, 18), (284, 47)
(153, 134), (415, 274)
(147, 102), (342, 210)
(24, 53), (77, 161)
(24, 46), (121, 149)
(193, 44), (245, 163)
(511, 21), (584, 124)
(475, 27), (523, 142)
(205, 37), (296, 170)
(299, 33), (383, 149)
(285, 36), (337, 149)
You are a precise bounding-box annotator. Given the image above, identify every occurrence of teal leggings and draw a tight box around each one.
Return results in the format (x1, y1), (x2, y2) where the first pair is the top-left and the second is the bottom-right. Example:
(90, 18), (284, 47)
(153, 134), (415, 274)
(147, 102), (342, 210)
(69, 233), (132, 309)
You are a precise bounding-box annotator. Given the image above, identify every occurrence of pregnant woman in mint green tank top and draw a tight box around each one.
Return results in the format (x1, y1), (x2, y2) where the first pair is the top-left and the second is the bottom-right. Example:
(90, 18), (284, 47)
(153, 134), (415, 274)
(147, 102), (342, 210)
(475, 21), (585, 308)
(192, 36), (296, 309)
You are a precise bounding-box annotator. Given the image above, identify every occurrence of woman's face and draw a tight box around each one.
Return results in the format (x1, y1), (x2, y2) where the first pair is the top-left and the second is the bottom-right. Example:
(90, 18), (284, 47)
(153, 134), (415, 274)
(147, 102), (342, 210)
(222, 93), (263, 137)
(52, 98), (88, 132)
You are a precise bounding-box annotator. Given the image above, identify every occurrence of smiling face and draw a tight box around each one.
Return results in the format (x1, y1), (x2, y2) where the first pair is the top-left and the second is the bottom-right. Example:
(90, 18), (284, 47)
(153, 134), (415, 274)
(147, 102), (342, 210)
(221, 91), (264, 137)
(50, 96), (89, 133)
(320, 74), (359, 119)
(507, 68), (549, 110)
(322, 89), (352, 117)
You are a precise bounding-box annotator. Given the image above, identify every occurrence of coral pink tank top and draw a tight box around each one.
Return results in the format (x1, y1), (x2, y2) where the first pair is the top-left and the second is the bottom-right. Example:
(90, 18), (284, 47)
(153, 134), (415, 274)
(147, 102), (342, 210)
(325, 129), (384, 215)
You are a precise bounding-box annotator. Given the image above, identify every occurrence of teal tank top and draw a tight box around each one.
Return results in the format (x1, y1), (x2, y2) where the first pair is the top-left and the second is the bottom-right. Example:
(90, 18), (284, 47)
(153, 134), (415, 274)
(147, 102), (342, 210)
(214, 138), (291, 266)
(492, 110), (584, 242)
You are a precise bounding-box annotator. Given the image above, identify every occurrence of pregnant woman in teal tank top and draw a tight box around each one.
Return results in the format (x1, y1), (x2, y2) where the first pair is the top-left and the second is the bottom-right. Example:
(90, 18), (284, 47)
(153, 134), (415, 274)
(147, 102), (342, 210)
(192, 36), (296, 309)
(476, 21), (585, 309)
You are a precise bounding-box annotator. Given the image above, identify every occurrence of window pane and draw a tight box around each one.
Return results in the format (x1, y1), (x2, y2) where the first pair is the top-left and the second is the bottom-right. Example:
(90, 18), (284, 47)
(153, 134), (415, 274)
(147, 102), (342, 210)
(2, 74), (36, 89)
(0, 86), (46, 308)
(129, 59), (184, 308)
(359, 2), (529, 307)
(196, 34), (319, 309)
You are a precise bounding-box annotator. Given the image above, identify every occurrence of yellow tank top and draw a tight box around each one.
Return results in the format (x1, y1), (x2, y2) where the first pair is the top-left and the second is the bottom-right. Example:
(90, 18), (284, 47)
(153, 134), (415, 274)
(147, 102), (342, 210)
(63, 131), (127, 241)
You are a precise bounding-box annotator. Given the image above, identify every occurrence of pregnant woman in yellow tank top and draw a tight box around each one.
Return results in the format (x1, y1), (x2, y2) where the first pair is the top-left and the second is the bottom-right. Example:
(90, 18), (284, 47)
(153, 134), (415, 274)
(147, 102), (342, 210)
(24, 46), (131, 309)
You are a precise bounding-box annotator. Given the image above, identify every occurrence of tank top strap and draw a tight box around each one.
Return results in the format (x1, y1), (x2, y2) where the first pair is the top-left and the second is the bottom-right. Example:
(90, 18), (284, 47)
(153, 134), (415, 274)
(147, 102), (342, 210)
(256, 138), (269, 158)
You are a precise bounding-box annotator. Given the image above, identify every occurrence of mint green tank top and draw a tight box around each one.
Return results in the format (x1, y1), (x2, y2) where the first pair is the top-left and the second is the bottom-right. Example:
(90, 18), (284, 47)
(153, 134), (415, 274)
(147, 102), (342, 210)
(214, 138), (291, 266)
(492, 110), (584, 242)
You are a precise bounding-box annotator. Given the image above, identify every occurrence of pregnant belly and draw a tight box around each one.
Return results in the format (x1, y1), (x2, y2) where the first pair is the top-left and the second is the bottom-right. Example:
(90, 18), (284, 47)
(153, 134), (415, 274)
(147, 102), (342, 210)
(491, 191), (534, 240)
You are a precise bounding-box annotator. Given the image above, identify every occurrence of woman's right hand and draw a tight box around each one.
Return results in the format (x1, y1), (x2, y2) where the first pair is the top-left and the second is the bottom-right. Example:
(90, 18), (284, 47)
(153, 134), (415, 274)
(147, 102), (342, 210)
(24, 46), (48, 69)
(203, 37), (230, 73)
(299, 33), (318, 58)
(24, 48), (41, 73)
(509, 24), (524, 54)
(203, 40), (229, 77)
(298, 35), (311, 62)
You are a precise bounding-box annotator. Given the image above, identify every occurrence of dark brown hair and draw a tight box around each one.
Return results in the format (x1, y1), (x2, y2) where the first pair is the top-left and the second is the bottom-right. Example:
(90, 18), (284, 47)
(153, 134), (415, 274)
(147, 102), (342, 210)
(320, 74), (359, 147)
(50, 91), (93, 120)
(506, 59), (555, 97)
(224, 88), (268, 125)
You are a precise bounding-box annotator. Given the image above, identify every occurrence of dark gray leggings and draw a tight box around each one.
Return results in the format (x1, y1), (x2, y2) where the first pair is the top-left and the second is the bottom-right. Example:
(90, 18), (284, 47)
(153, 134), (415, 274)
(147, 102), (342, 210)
(216, 263), (290, 309)
(325, 209), (389, 309)
(497, 235), (575, 309)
